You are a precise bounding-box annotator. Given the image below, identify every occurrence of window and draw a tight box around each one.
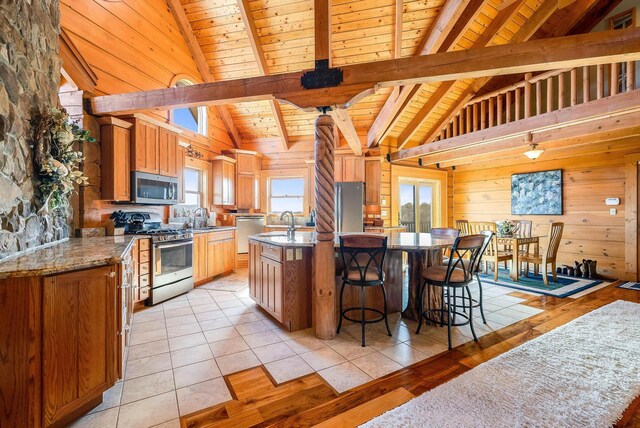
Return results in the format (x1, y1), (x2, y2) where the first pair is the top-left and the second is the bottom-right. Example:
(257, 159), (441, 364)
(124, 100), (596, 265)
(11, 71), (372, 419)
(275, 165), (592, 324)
(183, 167), (204, 207)
(399, 182), (433, 233)
(609, 9), (636, 93)
(268, 177), (305, 213)
(171, 79), (207, 135)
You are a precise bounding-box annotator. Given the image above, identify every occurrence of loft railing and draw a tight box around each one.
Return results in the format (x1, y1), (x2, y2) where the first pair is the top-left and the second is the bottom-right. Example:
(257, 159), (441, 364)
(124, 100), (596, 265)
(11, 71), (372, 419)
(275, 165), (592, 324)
(431, 61), (639, 142)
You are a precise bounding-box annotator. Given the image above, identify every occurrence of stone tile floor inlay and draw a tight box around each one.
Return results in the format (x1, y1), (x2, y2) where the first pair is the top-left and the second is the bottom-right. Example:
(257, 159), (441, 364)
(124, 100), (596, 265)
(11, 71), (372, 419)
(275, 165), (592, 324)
(71, 268), (546, 427)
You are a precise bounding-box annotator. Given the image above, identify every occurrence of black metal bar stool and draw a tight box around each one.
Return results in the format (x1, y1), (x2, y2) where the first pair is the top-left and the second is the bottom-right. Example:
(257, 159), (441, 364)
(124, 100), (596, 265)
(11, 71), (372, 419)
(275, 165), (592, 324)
(416, 234), (485, 350)
(337, 235), (392, 347)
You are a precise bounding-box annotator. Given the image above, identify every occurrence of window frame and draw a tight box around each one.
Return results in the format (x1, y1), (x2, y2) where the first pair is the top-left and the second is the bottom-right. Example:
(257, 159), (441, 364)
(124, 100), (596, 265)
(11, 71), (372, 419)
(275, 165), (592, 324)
(267, 176), (306, 214)
(170, 78), (208, 136)
(182, 166), (206, 208)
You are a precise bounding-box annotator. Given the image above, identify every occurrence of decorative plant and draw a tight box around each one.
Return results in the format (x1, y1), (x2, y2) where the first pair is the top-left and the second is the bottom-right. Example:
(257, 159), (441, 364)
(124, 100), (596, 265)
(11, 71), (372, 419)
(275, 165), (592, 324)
(32, 107), (93, 213)
(496, 220), (516, 237)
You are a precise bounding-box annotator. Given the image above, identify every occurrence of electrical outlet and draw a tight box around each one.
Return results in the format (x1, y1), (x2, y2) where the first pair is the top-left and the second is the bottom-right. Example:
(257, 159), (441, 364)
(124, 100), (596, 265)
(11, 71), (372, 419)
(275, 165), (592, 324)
(610, 208), (617, 216)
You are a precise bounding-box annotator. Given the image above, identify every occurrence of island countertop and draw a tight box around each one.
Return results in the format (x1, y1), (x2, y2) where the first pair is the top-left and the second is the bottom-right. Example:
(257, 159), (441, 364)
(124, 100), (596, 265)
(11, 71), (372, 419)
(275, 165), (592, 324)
(249, 231), (454, 250)
(0, 236), (138, 279)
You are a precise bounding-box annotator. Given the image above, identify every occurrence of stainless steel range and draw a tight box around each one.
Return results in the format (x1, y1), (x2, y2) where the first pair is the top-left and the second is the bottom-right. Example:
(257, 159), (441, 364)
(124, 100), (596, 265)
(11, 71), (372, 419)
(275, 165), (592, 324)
(115, 211), (194, 305)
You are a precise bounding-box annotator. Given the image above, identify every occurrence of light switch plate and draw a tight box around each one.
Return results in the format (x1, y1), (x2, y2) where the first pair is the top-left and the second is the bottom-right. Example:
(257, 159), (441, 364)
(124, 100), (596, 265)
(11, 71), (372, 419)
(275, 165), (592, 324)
(610, 208), (617, 216)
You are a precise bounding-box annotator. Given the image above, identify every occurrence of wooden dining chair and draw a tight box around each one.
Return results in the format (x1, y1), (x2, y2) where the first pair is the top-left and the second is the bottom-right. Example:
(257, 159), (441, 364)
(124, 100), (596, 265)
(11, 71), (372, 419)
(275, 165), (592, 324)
(468, 221), (512, 279)
(510, 219), (533, 271)
(455, 220), (469, 236)
(521, 222), (564, 285)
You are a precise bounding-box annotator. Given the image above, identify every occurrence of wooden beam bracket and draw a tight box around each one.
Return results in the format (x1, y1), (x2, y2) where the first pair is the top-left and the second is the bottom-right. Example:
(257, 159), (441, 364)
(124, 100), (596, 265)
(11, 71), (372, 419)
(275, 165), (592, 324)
(301, 60), (344, 90)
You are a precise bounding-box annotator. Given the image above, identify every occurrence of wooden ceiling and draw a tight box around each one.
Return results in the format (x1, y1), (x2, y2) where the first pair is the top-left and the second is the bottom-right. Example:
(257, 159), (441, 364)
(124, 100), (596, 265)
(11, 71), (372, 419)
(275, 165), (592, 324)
(63, 0), (621, 152)
(172, 0), (617, 150)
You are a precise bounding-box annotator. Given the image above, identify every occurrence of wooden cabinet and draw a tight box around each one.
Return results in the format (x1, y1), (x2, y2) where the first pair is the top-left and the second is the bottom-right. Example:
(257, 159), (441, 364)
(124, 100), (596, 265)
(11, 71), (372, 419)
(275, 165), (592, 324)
(365, 158), (382, 205)
(42, 265), (119, 427)
(98, 117), (132, 202)
(237, 174), (255, 210)
(158, 127), (178, 177)
(248, 240), (312, 331)
(335, 156), (365, 182)
(124, 114), (181, 177)
(193, 233), (208, 283)
(134, 238), (151, 303)
(193, 230), (237, 285)
(211, 156), (236, 206)
(221, 149), (263, 211)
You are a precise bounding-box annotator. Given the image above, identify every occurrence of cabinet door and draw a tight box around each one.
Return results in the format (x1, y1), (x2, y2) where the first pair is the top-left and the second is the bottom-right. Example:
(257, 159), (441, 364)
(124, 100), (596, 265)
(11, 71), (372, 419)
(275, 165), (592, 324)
(237, 174), (254, 210)
(158, 128), (178, 177)
(193, 234), (207, 282)
(224, 161), (236, 206)
(334, 157), (344, 182)
(133, 121), (159, 174)
(206, 241), (222, 278)
(365, 160), (381, 205)
(101, 124), (131, 201)
(222, 239), (236, 272)
(42, 265), (118, 427)
(342, 157), (365, 182)
(236, 153), (253, 174)
(260, 256), (283, 322)
(248, 241), (260, 302)
(176, 145), (185, 204)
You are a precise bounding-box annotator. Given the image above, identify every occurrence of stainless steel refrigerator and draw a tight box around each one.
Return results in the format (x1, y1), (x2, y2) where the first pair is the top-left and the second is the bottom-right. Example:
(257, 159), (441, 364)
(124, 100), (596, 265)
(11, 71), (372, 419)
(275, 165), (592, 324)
(335, 182), (364, 232)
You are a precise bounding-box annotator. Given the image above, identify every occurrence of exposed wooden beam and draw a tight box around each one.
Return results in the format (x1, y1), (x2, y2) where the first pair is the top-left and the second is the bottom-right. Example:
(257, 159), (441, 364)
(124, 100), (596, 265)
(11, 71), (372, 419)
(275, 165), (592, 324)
(566, 0), (624, 35)
(395, 0), (523, 148)
(367, 0), (479, 148)
(394, 0), (403, 58)
(423, 115), (640, 167)
(166, 0), (241, 148)
(438, 0), (488, 52)
(236, 0), (288, 150)
(328, 109), (362, 156)
(90, 28), (640, 115)
(413, 0), (557, 148)
(59, 28), (98, 93)
(417, 0), (471, 55)
(315, 0), (330, 61)
(390, 89), (640, 161)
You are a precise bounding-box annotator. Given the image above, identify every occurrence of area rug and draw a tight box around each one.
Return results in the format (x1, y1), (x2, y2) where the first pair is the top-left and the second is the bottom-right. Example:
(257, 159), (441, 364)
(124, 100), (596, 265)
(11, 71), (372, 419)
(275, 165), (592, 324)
(478, 268), (602, 298)
(360, 300), (640, 428)
(618, 282), (640, 291)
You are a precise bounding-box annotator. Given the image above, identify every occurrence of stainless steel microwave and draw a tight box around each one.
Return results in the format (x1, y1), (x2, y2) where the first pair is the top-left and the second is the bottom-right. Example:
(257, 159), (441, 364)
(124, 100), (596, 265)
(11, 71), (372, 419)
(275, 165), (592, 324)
(131, 171), (178, 205)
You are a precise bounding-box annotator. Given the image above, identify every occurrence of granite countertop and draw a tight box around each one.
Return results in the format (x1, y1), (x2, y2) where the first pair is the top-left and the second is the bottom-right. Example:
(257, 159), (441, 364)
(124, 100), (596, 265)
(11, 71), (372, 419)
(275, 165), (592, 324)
(264, 225), (315, 229)
(364, 226), (406, 231)
(190, 226), (237, 234)
(249, 231), (454, 250)
(0, 236), (138, 279)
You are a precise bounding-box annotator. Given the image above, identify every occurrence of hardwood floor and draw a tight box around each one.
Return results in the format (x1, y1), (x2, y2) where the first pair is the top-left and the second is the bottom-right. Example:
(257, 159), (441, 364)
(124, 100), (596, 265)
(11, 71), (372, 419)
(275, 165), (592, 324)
(181, 282), (640, 428)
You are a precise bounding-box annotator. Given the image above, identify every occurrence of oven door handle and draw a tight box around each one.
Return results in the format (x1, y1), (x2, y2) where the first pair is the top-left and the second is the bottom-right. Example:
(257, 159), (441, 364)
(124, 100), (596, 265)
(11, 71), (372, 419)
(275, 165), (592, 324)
(153, 240), (193, 250)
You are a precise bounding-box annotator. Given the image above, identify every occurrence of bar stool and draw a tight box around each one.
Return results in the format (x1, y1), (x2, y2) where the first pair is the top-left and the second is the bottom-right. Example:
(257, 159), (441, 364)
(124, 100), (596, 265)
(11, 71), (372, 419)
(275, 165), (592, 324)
(416, 234), (485, 350)
(337, 235), (392, 347)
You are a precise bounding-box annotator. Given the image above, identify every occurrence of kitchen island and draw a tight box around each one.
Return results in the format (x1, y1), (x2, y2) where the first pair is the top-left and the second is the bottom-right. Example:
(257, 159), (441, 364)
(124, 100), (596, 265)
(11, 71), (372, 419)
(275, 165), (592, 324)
(248, 231), (455, 333)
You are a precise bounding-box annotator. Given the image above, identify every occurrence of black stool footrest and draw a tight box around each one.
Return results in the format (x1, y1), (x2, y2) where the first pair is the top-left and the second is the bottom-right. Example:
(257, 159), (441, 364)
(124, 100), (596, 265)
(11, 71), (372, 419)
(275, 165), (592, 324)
(341, 307), (386, 324)
(421, 308), (473, 327)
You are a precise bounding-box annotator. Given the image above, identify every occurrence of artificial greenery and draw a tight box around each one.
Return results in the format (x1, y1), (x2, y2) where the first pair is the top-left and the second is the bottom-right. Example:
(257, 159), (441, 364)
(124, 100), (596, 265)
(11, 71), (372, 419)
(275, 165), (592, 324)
(33, 107), (93, 213)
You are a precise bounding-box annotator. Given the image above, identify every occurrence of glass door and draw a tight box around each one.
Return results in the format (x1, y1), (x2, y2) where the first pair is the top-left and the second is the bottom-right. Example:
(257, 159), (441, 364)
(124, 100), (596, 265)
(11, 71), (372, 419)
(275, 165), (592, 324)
(398, 182), (434, 233)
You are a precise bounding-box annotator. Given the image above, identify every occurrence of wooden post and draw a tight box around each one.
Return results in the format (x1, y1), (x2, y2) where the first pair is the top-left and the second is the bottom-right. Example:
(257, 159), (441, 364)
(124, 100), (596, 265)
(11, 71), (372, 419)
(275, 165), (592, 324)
(524, 73), (532, 118)
(570, 68), (577, 106)
(583, 66), (590, 103)
(313, 114), (336, 340)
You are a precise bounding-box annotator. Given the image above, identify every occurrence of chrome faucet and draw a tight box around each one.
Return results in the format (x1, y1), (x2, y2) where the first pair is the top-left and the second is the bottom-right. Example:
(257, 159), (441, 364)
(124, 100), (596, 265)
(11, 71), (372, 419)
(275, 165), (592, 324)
(193, 207), (208, 229)
(280, 211), (295, 240)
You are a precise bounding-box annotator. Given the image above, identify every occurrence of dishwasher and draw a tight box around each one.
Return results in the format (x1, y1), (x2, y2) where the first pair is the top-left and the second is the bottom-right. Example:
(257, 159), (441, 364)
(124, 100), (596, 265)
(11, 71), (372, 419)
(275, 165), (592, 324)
(236, 216), (265, 253)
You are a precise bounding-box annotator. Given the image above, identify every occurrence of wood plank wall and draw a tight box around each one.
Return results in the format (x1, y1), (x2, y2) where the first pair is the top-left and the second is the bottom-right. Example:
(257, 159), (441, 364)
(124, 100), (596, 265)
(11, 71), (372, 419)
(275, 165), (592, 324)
(452, 139), (640, 280)
(59, 0), (234, 153)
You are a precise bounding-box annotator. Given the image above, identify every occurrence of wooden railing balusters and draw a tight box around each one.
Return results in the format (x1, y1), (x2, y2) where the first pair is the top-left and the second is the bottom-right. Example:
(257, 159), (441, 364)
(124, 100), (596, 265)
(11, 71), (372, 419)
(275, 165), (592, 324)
(524, 73), (532, 118)
(515, 87), (521, 120)
(611, 63), (619, 96)
(558, 72), (565, 109)
(583, 66), (590, 103)
(597, 64), (604, 99)
(570, 68), (577, 106)
(506, 91), (512, 123)
(546, 77), (553, 113)
(535, 80), (542, 116)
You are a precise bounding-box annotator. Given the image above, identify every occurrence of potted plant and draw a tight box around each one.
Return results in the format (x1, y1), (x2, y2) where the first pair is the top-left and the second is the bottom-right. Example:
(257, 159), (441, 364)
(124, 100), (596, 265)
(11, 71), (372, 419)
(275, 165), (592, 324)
(496, 220), (516, 237)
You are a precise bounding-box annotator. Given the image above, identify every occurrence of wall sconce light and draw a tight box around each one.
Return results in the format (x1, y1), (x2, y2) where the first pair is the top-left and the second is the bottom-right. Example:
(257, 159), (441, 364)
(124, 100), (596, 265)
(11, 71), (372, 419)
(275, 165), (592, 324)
(523, 143), (544, 160)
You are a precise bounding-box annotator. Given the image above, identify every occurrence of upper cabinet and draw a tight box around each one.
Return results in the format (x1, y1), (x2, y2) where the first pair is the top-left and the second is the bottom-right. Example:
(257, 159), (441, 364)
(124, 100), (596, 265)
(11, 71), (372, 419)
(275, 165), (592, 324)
(335, 155), (364, 182)
(221, 150), (263, 211)
(364, 158), (383, 206)
(123, 114), (181, 178)
(211, 156), (236, 207)
(98, 117), (132, 202)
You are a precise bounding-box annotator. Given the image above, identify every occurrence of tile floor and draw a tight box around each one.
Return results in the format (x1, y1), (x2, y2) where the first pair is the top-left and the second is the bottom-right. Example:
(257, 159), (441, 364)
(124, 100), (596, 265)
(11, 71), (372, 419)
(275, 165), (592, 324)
(71, 269), (545, 428)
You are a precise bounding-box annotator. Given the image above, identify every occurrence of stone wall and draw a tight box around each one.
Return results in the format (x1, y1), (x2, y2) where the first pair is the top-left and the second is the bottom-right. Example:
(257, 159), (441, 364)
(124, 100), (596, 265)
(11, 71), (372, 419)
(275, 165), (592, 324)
(0, 0), (66, 258)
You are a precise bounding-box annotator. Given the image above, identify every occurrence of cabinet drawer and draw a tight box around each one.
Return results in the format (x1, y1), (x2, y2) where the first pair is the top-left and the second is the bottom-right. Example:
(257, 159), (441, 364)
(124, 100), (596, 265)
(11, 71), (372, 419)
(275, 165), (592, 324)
(139, 274), (150, 288)
(260, 243), (282, 262)
(139, 262), (150, 276)
(139, 250), (150, 264)
(138, 239), (151, 251)
(138, 287), (150, 301)
(208, 230), (235, 242)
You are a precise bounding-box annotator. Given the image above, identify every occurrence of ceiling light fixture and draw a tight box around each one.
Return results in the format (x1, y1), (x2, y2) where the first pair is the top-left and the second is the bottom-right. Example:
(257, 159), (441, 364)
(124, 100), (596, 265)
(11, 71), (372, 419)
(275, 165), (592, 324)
(524, 143), (544, 160)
